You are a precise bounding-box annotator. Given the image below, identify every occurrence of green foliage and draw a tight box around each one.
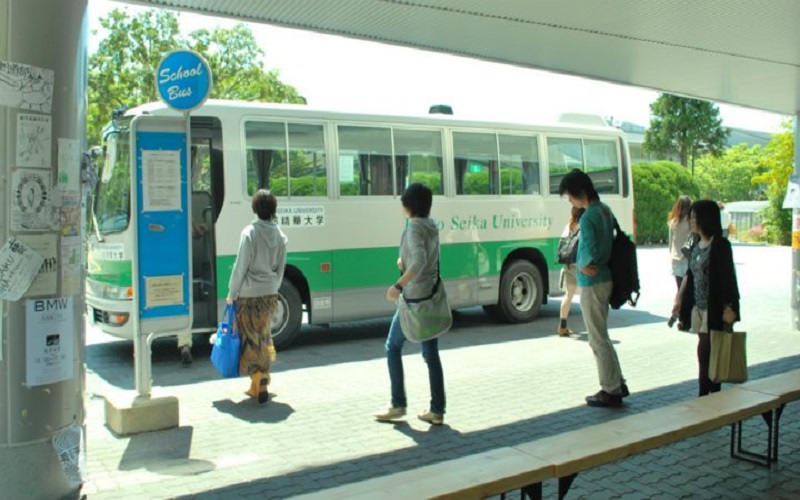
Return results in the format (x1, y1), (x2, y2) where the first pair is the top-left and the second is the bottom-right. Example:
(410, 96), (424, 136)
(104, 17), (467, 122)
(693, 144), (768, 202)
(88, 8), (305, 144)
(644, 94), (730, 168)
(753, 123), (794, 245)
(632, 161), (700, 244)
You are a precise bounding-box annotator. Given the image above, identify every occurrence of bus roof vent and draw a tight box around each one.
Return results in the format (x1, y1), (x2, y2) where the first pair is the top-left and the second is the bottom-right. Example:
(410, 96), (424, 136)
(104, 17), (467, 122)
(429, 104), (453, 115)
(557, 113), (609, 127)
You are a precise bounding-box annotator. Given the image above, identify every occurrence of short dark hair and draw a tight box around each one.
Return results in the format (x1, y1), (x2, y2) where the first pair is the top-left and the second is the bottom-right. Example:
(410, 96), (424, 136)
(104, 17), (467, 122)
(401, 183), (433, 218)
(558, 169), (599, 201)
(252, 189), (277, 220)
(690, 199), (723, 238)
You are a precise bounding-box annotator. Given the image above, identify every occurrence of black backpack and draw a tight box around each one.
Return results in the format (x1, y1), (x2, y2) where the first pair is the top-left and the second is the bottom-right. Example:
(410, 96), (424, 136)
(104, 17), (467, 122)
(608, 217), (640, 309)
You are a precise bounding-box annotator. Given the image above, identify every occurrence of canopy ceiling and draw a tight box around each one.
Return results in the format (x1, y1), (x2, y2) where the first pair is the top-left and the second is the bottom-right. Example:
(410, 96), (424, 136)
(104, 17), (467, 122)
(128, 0), (800, 116)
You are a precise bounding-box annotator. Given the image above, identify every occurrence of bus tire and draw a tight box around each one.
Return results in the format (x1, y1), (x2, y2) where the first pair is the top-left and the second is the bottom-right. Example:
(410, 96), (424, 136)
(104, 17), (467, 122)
(271, 280), (303, 350)
(496, 260), (543, 323)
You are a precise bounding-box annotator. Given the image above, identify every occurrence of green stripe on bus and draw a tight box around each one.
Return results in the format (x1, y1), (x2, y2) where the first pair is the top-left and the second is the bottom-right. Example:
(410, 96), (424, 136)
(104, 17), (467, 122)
(216, 237), (560, 297)
(87, 260), (133, 287)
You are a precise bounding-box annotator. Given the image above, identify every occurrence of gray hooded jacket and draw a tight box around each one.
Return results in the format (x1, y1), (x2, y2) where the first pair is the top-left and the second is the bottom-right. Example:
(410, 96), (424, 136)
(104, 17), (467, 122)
(400, 217), (440, 300)
(228, 219), (288, 299)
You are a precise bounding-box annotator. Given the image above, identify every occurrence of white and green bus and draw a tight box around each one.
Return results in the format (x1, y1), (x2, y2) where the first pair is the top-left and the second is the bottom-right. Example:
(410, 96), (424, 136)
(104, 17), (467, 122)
(86, 100), (634, 349)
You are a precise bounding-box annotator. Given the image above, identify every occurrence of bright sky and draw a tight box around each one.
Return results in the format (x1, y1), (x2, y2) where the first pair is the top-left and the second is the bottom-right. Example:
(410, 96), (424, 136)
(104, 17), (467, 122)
(90, 0), (788, 133)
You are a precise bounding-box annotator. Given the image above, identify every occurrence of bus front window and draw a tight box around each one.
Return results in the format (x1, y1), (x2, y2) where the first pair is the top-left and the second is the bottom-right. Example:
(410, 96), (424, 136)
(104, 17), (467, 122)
(94, 130), (131, 234)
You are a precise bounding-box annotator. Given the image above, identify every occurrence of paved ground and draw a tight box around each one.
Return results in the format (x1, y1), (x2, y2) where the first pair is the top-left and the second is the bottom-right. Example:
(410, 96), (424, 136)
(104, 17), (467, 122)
(81, 244), (800, 499)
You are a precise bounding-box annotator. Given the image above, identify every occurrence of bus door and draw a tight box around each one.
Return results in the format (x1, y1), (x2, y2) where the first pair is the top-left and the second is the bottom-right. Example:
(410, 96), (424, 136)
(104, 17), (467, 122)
(189, 117), (224, 331)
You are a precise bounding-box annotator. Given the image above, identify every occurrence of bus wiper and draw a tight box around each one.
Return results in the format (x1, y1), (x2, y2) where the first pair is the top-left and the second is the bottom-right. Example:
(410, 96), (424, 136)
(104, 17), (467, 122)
(92, 210), (104, 242)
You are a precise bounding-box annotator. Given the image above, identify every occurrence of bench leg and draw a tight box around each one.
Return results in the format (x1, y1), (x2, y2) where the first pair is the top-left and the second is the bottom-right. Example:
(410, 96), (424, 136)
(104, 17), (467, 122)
(520, 482), (542, 500)
(558, 474), (577, 500)
(729, 409), (776, 467)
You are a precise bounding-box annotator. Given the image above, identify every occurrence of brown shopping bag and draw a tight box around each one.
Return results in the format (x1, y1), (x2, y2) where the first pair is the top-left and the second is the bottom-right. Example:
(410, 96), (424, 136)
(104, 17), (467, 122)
(709, 329), (748, 383)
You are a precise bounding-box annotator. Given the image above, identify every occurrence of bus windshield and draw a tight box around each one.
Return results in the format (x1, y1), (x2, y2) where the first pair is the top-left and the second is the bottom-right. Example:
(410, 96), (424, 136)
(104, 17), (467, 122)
(94, 128), (131, 234)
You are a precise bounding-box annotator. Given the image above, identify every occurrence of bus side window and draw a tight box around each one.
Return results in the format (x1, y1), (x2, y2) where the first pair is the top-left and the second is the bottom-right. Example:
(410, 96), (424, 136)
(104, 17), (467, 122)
(246, 121), (287, 196)
(584, 139), (620, 194)
(548, 137), (583, 194)
(453, 131), (499, 195)
(393, 129), (444, 195)
(338, 126), (394, 196)
(499, 134), (540, 195)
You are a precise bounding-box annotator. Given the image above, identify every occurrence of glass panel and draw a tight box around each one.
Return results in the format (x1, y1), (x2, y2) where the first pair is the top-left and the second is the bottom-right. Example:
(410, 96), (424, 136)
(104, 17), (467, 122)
(338, 126), (393, 196)
(190, 138), (212, 192)
(548, 137), (584, 194)
(288, 123), (327, 197)
(245, 121), (286, 195)
(94, 130), (132, 234)
(498, 134), (540, 195)
(394, 129), (443, 194)
(453, 131), (498, 195)
(585, 139), (620, 194)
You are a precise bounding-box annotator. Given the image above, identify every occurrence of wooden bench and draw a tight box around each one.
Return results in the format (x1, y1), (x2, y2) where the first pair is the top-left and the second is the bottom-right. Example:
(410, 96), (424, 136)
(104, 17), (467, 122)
(292, 447), (554, 500)
(293, 370), (800, 499)
(729, 368), (800, 465)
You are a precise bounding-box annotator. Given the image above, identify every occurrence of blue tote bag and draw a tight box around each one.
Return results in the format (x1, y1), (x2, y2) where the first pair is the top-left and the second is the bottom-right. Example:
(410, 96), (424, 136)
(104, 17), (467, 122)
(211, 304), (241, 378)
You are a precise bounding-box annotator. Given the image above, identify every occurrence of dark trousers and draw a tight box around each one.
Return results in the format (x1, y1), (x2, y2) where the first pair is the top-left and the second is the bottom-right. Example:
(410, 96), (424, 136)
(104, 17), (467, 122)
(697, 333), (722, 396)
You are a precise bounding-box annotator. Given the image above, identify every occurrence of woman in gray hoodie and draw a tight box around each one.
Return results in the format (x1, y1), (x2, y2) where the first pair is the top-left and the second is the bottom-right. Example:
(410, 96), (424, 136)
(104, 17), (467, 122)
(374, 183), (446, 425)
(226, 189), (288, 403)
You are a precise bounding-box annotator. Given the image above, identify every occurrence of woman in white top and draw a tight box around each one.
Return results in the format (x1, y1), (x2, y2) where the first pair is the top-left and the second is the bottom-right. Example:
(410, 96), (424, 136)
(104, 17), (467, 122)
(556, 206), (584, 336)
(667, 195), (692, 289)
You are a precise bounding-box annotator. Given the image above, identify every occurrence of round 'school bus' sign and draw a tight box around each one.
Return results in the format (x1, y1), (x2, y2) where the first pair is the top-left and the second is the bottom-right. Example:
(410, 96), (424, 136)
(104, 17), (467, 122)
(156, 50), (212, 112)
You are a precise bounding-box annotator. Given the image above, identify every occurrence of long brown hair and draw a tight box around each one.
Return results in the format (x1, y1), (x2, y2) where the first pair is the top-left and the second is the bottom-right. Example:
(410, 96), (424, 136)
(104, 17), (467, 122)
(668, 195), (692, 224)
(569, 206), (585, 229)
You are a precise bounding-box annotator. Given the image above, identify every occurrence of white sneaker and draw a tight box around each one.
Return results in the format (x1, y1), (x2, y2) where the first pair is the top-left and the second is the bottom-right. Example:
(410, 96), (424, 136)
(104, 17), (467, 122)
(417, 409), (444, 425)
(374, 406), (406, 421)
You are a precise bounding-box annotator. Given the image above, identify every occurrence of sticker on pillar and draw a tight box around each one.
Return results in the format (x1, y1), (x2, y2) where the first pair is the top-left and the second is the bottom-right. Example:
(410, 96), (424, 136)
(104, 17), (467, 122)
(16, 233), (58, 297)
(52, 424), (85, 488)
(784, 174), (800, 210)
(11, 168), (53, 231)
(61, 236), (81, 296)
(26, 297), (74, 386)
(16, 114), (52, 168)
(0, 237), (44, 301)
(57, 138), (81, 196)
(0, 60), (54, 113)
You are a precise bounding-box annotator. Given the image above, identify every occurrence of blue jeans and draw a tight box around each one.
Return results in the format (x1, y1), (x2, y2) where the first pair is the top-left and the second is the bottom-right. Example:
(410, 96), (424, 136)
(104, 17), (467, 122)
(385, 310), (446, 414)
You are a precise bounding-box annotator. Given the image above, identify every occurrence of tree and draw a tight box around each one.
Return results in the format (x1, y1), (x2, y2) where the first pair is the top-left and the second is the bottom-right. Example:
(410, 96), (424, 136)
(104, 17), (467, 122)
(88, 9), (305, 145)
(632, 161), (700, 244)
(752, 122), (794, 245)
(643, 94), (730, 171)
(693, 144), (768, 202)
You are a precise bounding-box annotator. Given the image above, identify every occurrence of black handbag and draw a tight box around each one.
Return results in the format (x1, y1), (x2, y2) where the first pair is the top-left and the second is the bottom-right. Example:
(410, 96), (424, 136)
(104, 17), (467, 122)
(557, 227), (580, 264)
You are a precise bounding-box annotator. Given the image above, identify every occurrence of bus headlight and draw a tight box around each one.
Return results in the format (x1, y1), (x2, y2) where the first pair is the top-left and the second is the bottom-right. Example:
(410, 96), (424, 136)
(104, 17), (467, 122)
(86, 280), (132, 301)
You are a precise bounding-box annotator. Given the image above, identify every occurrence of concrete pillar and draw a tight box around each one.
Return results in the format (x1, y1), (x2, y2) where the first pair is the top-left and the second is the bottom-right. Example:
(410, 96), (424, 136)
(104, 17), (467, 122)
(0, 0), (88, 498)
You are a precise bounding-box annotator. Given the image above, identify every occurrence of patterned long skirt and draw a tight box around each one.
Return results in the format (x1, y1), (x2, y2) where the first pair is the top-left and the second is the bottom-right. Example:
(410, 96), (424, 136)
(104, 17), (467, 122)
(235, 295), (278, 377)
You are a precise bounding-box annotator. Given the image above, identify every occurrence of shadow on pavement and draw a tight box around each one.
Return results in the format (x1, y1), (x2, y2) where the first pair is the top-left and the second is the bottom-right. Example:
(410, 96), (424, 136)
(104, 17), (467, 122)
(212, 398), (294, 423)
(173, 354), (800, 500)
(118, 426), (216, 476)
(87, 304), (670, 390)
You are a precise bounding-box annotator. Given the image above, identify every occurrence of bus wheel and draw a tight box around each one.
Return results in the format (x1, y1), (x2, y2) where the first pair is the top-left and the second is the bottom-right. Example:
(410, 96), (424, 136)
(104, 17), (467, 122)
(496, 260), (543, 323)
(271, 280), (303, 350)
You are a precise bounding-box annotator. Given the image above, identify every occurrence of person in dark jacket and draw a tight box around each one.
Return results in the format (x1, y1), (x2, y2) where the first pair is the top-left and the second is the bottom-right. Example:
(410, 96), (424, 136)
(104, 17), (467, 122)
(672, 199), (740, 396)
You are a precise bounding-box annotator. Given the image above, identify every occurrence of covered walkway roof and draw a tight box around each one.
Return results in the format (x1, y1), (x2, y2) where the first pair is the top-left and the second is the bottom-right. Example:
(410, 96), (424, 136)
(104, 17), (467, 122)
(131, 0), (800, 116)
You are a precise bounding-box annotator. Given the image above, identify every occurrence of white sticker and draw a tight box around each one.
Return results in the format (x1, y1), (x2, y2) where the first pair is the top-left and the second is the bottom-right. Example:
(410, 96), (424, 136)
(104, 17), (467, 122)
(0, 60), (54, 112)
(60, 236), (81, 296)
(16, 114), (52, 168)
(26, 297), (74, 386)
(52, 424), (85, 488)
(11, 168), (53, 231)
(0, 237), (44, 301)
(16, 233), (58, 297)
(57, 138), (81, 193)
